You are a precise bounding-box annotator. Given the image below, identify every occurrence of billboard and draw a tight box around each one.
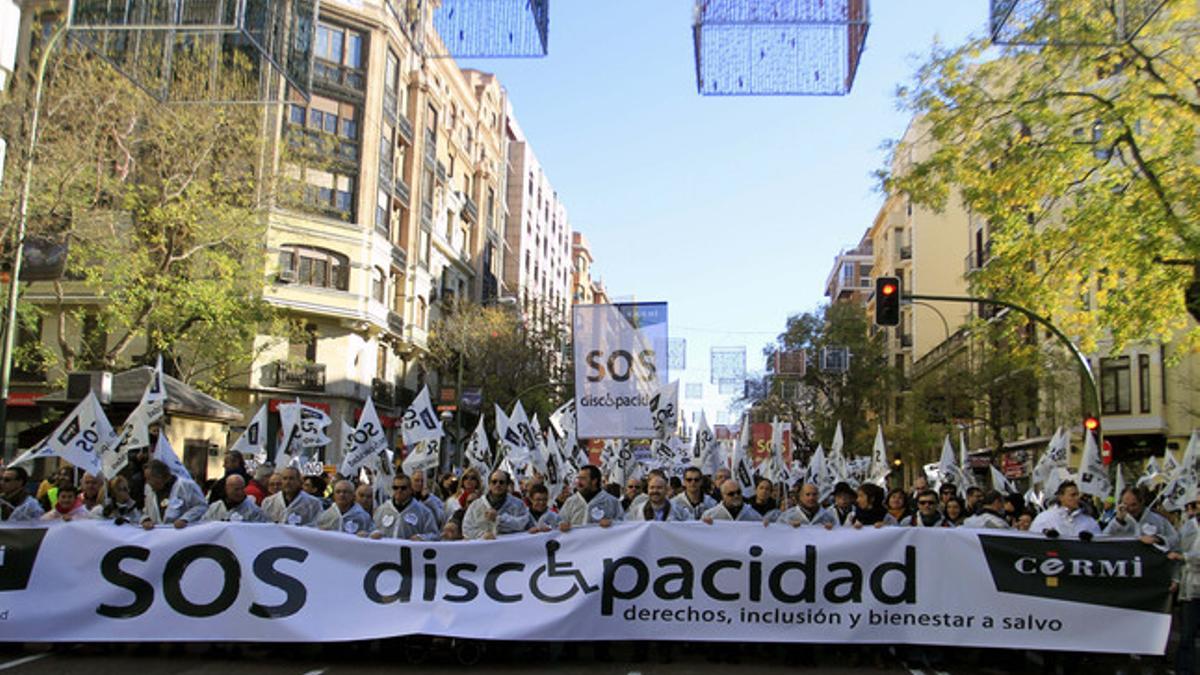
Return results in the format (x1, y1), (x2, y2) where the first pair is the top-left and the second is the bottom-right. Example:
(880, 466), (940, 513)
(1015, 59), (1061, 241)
(573, 303), (669, 438)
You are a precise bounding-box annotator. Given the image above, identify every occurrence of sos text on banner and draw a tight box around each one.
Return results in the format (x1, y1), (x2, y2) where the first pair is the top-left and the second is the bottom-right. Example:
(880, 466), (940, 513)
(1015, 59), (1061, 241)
(572, 302), (669, 439)
(0, 522), (1172, 653)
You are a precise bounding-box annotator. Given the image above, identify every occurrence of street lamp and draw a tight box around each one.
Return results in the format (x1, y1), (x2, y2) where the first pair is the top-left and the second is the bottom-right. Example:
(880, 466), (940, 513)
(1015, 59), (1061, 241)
(0, 20), (68, 459)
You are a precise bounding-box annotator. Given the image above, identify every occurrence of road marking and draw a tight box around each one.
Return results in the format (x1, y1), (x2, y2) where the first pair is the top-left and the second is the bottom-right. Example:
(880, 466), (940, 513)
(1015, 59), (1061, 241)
(0, 653), (50, 672)
(908, 669), (926, 675)
(300, 669), (326, 675)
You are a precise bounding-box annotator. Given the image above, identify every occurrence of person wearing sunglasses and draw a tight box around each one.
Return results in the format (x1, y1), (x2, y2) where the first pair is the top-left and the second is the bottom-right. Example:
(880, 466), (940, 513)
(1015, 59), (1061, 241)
(370, 473), (439, 541)
(671, 466), (716, 520)
(463, 469), (529, 540)
(701, 479), (762, 524)
(0, 466), (43, 522)
(902, 489), (944, 528)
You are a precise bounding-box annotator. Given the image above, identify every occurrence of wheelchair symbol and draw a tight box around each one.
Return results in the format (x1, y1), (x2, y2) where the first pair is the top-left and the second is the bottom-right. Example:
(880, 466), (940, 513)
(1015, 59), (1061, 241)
(530, 540), (598, 602)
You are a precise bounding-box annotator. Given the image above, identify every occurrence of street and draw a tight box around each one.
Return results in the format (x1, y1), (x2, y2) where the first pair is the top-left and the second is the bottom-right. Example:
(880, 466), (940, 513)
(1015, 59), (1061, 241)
(0, 641), (1171, 675)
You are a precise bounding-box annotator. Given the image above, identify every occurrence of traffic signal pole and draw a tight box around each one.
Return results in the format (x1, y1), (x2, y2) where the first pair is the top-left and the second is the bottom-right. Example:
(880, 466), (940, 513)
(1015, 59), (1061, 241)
(905, 292), (1101, 443)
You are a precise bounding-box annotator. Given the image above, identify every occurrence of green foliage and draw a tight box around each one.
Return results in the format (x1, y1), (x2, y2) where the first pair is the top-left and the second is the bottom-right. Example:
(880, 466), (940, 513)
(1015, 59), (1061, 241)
(0, 39), (283, 394)
(426, 301), (571, 426)
(883, 3), (1200, 353)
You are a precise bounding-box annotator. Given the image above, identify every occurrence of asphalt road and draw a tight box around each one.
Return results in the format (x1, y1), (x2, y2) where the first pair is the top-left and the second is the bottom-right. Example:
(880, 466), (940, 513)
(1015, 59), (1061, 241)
(0, 642), (1170, 675)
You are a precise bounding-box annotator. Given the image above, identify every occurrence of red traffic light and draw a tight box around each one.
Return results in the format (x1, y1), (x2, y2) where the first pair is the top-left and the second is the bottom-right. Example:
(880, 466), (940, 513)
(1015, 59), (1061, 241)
(1083, 416), (1100, 432)
(881, 283), (897, 296)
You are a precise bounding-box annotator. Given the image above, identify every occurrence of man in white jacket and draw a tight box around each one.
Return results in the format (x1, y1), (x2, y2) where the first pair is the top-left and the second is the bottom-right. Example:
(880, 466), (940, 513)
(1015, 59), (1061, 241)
(201, 475), (269, 523)
(261, 467), (324, 527)
(1, 467), (44, 522)
(558, 465), (623, 531)
(776, 483), (831, 528)
(702, 479), (762, 524)
(1030, 481), (1101, 539)
(141, 460), (207, 529)
(463, 470), (529, 540)
(1103, 486), (1178, 551)
(671, 467), (716, 520)
(316, 479), (373, 535)
(371, 473), (439, 540)
(962, 490), (1010, 529)
(629, 473), (690, 522)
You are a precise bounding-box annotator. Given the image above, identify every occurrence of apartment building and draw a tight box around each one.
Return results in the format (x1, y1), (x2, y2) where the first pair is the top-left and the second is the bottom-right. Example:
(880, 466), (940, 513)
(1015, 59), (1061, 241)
(7, 0), (512, 459)
(571, 232), (595, 305)
(823, 229), (873, 306)
(503, 108), (572, 329)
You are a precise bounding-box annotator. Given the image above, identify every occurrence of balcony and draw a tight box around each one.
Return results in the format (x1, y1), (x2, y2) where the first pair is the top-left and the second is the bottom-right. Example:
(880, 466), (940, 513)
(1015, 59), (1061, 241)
(391, 245), (407, 270)
(965, 240), (993, 274)
(397, 114), (414, 145)
(372, 377), (396, 408)
(269, 361), (325, 392)
(392, 175), (411, 206)
(898, 245), (912, 260)
(387, 310), (405, 335)
(312, 58), (365, 98)
(462, 193), (478, 223)
(900, 333), (913, 348)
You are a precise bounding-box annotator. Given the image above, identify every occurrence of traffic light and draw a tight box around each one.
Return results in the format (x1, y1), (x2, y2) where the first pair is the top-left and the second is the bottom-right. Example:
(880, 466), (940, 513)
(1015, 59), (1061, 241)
(875, 276), (902, 326)
(1083, 415), (1100, 436)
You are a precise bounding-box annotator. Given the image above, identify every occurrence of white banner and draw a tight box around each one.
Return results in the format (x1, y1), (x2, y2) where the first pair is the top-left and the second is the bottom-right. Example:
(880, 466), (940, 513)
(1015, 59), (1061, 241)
(0, 522), (1171, 653)
(573, 302), (669, 439)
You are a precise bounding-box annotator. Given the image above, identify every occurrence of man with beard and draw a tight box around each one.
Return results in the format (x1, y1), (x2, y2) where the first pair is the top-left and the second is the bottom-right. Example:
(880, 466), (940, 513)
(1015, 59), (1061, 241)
(411, 469), (446, 527)
(963, 490), (1011, 529)
(140, 459), (207, 529)
(902, 489), (945, 527)
(672, 466), (716, 520)
(559, 465), (623, 531)
(630, 473), (690, 521)
(1104, 486), (1179, 551)
(371, 473), (439, 540)
(702, 479), (763, 523)
(201, 475), (268, 523)
(525, 482), (560, 532)
(261, 467), (323, 527)
(317, 479), (373, 535)
(822, 482), (858, 529)
(463, 469), (530, 540)
(776, 483), (831, 527)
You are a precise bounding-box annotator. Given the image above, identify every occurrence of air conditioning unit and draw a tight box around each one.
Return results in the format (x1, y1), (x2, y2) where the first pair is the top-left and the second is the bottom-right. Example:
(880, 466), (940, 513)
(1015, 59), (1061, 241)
(277, 269), (297, 284)
(67, 371), (112, 404)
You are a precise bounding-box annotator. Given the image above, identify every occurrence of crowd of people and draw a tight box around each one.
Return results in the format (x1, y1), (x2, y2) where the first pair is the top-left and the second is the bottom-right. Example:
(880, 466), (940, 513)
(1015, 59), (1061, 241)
(2, 449), (1196, 671)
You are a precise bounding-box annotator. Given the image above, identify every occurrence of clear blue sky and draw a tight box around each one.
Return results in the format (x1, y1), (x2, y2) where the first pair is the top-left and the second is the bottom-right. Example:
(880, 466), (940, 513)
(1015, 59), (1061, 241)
(464, 1), (988, 425)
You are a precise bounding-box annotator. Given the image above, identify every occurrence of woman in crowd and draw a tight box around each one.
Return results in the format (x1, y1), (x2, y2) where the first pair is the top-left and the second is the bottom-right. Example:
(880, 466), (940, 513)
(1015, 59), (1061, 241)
(942, 496), (967, 527)
(885, 488), (911, 524)
(748, 477), (780, 522)
(99, 475), (142, 524)
(437, 472), (458, 501)
(444, 468), (481, 521)
(854, 483), (897, 528)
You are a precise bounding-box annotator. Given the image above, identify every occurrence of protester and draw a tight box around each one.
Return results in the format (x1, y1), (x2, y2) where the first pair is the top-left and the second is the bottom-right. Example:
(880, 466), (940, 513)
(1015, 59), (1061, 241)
(1015, 512), (1034, 531)
(559, 465), (623, 531)
(441, 519), (463, 541)
(80, 473), (105, 512)
(963, 490), (1010, 529)
(823, 482), (858, 529)
(672, 466), (716, 520)
(629, 473), (690, 521)
(942, 496), (967, 527)
(246, 463), (271, 505)
(1, 466), (44, 521)
(123, 447), (150, 505)
(702, 479), (762, 523)
(201, 475), (268, 523)
(525, 482), (561, 532)
(371, 473), (439, 540)
(207, 450), (249, 504)
(748, 477), (780, 523)
(1003, 493), (1025, 526)
(964, 486), (983, 515)
(852, 483), (896, 528)
(266, 471), (283, 498)
(99, 475), (141, 524)
(885, 488), (911, 524)
(909, 473), (929, 502)
(463, 469), (530, 540)
(777, 483), (830, 527)
(411, 469), (446, 527)
(42, 483), (88, 521)
(445, 468), (481, 521)
(903, 489), (944, 527)
(316, 479), (373, 535)
(38, 465), (73, 511)
(938, 483), (958, 506)
(261, 467), (323, 527)
(1103, 486), (1179, 551)
(302, 474), (329, 506)
(710, 467), (731, 502)
(437, 472), (458, 501)
(355, 482), (377, 513)
(141, 459), (207, 529)
(1030, 480), (1101, 538)
(621, 477), (643, 513)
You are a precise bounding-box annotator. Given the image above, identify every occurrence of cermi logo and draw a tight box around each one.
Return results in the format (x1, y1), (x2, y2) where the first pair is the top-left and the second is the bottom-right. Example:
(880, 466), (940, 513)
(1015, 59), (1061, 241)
(0, 529), (48, 591)
(977, 534), (1172, 614)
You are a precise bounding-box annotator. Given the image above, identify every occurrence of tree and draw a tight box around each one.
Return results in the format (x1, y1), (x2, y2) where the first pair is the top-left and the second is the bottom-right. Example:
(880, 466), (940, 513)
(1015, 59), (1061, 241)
(764, 302), (898, 454)
(426, 301), (571, 428)
(882, 3), (1199, 353)
(0, 40), (290, 394)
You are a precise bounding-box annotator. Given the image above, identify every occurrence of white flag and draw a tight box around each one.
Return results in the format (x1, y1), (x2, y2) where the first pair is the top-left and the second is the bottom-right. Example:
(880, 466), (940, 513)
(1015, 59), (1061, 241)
(649, 381), (679, 441)
(277, 400), (332, 467)
(1032, 427), (1068, 488)
(937, 435), (965, 494)
(731, 418), (755, 497)
(549, 399), (576, 439)
(402, 438), (441, 476)
(1076, 430), (1111, 499)
(867, 424), (889, 487)
(229, 404), (269, 466)
(16, 392), (113, 477)
(151, 431), (191, 482)
(1113, 464), (1125, 503)
(958, 431), (977, 489)
(831, 421), (844, 456)
(1159, 431), (1200, 511)
(691, 411), (721, 476)
(990, 464), (1019, 496)
(528, 414), (549, 476)
(1138, 455), (1165, 489)
(100, 357), (168, 478)
(340, 398), (388, 477)
(463, 418), (492, 476)
(401, 386), (442, 446)
(498, 403), (532, 474)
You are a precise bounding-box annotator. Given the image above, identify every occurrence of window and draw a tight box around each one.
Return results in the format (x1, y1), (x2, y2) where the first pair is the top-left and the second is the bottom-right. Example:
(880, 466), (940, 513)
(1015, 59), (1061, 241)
(315, 23), (344, 63)
(1139, 354), (1151, 414)
(416, 296), (427, 329)
(278, 245), (350, 290)
(292, 168), (356, 218)
(289, 323), (319, 362)
(376, 190), (390, 237)
(418, 228), (430, 266)
(314, 22), (366, 90)
(371, 267), (386, 303)
(1101, 356), (1131, 415)
(391, 270), (405, 313)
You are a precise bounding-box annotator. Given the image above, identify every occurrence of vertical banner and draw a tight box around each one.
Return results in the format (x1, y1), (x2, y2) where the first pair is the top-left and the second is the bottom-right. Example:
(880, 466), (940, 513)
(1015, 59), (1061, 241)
(573, 302), (668, 439)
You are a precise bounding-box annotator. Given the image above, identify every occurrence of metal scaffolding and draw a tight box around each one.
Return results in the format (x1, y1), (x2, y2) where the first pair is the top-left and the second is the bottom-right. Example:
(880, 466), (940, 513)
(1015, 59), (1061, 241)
(432, 0), (549, 58)
(692, 0), (869, 96)
(67, 0), (319, 103)
(989, 0), (1169, 46)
